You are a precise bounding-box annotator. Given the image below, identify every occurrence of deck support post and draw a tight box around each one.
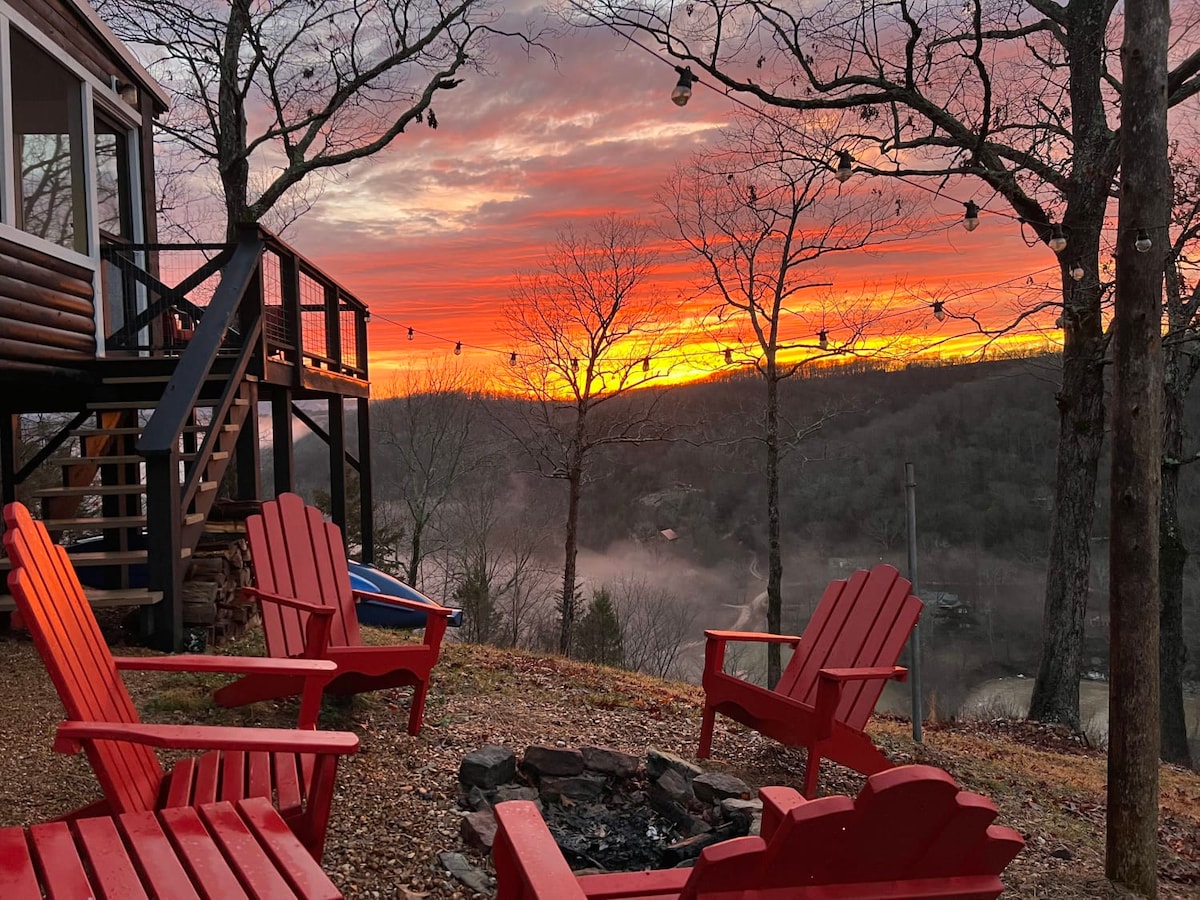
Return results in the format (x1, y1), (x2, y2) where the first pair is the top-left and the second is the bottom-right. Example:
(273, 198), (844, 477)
(235, 380), (261, 500)
(145, 448), (183, 650)
(357, 396), (373, 564)
(272, 387), (294, 496)
(328, 397), (346, 541)
(1, 414), (17, 504)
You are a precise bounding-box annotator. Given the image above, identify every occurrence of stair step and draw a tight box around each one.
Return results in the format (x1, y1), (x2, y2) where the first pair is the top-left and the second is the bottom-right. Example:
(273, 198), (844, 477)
(0, 588), (163, 612)
(41, 513), (206, 530)
(0, 547), (191, 571)
(102, 373), (230, 385)
(34, 483), (148, 497)
(73, 424), (224, 438)
(51, 451), (221, 466)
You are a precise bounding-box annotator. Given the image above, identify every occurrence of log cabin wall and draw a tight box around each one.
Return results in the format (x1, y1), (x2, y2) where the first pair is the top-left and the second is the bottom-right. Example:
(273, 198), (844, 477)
(0, 234), (96, 368)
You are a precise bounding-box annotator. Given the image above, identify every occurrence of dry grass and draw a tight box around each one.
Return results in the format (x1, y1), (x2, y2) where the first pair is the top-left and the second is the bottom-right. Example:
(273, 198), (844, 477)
(0, 628), (1196, 898)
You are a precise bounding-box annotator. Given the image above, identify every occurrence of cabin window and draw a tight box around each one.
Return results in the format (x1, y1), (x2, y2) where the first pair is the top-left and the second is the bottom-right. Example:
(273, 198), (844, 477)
(94, 117), (132, 240)
(9, 28), (87, 254)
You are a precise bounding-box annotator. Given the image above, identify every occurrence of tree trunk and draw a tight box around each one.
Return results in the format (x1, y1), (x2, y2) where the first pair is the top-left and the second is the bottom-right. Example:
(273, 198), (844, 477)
(1160, 267), (1195, 769)
(560, 453), (584, 656)
(1027, 278), (1106, 728)
(765, 370), (783, 689)
(1028, 0), (1118, 729)
(1106, 0), (1167, 890)
(218, 0), (252, 237)
(407, 523), (423, 587)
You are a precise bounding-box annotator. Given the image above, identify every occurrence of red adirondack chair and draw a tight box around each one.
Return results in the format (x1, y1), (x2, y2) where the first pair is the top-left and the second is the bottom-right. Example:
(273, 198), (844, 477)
(214, 493), (454, 735)
(699, 564), (922, 797)
(1, 502), (358, 860)
(493, 765), (1025, 900)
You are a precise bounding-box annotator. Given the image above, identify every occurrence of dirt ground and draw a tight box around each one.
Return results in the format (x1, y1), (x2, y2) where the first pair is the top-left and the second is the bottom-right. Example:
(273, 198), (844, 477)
(0, 626), (1197, 898)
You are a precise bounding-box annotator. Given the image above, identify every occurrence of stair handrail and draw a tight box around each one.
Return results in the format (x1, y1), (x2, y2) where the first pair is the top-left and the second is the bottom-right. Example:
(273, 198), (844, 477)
(137, 229), (264, 650)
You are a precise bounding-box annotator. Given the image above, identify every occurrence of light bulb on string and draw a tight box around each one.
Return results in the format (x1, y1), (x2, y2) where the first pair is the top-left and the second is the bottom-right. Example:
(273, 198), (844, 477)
(407, 327), (414, 340)
(454, 341), (462, 355)
(962, 201), (980, 232)
(1070, 263), (1085, 281)
(671, 66), (696, 107)
(570, 357), (579, 372)
(1135, 229), (1152, 252)
(818, 330), (828, 350)
(642, 357), (650, 373)
(834, 150), (854, 183)
(724, 348), (733, 365)
(509, 351), (517, 366)
(932, 301), (945, 322)
(1048, 224), (1067, 253)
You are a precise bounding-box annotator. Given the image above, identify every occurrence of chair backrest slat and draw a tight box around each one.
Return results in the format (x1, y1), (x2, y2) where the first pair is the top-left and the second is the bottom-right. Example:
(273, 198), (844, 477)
(247, 493), (360, 657)
(774, 565), (922, 731)
(3, 503), (164, 813)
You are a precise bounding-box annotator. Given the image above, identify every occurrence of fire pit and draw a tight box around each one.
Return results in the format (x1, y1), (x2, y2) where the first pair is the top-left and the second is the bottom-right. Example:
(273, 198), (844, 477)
(457, 744), (761, 874)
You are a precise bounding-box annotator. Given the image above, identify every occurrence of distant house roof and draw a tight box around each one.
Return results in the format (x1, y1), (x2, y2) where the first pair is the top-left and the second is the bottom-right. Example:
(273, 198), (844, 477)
(67, 0), (170, 112)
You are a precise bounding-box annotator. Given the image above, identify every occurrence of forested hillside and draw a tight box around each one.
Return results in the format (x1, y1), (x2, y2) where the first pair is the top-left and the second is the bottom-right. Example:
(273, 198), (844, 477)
(289, 354), (1200, 724)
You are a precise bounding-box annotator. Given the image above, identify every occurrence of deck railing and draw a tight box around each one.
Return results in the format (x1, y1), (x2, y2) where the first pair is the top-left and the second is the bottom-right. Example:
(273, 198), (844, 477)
(99, 226), (370, 385)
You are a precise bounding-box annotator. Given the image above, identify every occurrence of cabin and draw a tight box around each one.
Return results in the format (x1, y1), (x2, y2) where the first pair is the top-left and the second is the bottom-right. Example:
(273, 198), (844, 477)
(0, 0), (375, 649)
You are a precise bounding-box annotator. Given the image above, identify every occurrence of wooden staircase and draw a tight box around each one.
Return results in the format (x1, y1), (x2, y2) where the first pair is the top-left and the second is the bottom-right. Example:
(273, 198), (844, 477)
(0, 366), (256, 615)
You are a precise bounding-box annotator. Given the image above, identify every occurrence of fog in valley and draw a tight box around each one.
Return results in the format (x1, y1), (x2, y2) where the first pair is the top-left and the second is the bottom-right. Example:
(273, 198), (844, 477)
(287, 355), (1200, 755)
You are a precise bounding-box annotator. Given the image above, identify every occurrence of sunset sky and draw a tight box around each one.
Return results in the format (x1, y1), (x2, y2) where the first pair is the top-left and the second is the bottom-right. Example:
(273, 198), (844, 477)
(283, 9), (1065, 391)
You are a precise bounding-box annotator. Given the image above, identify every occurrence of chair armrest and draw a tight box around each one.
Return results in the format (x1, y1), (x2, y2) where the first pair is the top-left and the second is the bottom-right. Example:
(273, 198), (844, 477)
(53, 721), (359, 756)
(243, 586), (334, 660)
(704, 630), (803, 645)
(113, 655), (338, 677)
(702, 631), (803, 683)
(818, 666), (908, 683)
(757, 786), (805, 840)
(493, 801), (587, 900)
(243, 586), (334, 616)
(352, 588), (455, 617)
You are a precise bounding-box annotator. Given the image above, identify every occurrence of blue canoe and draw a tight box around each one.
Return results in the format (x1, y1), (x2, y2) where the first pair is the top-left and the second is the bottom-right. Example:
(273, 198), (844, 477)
(349, 563), (464, 629)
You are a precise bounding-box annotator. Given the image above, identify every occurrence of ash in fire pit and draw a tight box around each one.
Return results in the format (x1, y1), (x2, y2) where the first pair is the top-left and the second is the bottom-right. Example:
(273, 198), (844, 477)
(457, 745), (761, 874)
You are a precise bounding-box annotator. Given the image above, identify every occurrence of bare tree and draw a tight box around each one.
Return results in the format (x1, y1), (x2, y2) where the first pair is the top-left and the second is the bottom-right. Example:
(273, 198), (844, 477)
(375, 362), (483, 588)
(500, 215), (686, 655)
(97, 0), (543, 237)
(590, 0), (1200, 728)
(1106, 0), (1167, 888)
(659, 117), (905, 685)
(612, 577), (697, 679)
(1159, 148), (1200, 769)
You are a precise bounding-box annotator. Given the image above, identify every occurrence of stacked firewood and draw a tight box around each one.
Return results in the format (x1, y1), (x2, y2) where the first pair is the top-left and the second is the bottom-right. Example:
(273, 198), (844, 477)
(181, 536), (255, 644)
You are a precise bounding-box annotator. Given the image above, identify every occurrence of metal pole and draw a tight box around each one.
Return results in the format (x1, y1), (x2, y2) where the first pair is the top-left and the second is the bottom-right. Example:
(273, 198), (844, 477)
(905, 462), (923, 743)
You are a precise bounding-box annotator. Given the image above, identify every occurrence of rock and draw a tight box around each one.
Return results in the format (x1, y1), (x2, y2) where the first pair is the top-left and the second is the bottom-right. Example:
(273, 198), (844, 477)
(458, 745), (516, 789)
(720, 798), (762, 834)
(522, 745), (585, 777)
(652, 767), (694, 806)
(580, 745), (640, 777)
(460, 810), (498, 851)
(464, 785), (492, 812)
(539, 773), (607, 803)
(438, 851), (492, 894)
(646, 748), (702, 782)
(495, 785), (540, 804)
(693, 772), (752, 803)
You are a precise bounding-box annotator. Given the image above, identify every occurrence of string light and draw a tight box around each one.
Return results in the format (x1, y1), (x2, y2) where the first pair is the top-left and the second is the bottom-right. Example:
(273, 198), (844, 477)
(454, 341), (462, 355)
(962, 201), (980, 232)
(1135, 229), (1152, 252)
(1048, 224), (1067, 253)
(818, 330), (828, 350)
(570, 357), (579, 371)
(407, 327), (414, 340)
(1070, 263), (1085, 281)
(671, 66), (697, 107)
(834, 150), (854, 183)
(724, 348), (733, 364)
(932, 301), (946, 322)
(642, 357), (650, 372)
(509, 351), (518, 366)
